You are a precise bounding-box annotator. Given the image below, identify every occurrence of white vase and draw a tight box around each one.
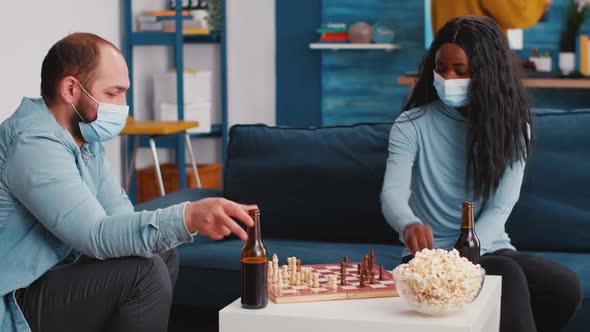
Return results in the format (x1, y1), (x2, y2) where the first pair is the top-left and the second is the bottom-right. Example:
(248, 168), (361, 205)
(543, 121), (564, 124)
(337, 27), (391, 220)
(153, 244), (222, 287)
(559, 52), (576, 75)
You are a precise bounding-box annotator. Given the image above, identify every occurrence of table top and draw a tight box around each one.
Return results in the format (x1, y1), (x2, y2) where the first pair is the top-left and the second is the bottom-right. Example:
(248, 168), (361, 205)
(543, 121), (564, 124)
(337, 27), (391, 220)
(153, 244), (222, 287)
(220, 275), (501, 331)
(121, 119), (199, 135)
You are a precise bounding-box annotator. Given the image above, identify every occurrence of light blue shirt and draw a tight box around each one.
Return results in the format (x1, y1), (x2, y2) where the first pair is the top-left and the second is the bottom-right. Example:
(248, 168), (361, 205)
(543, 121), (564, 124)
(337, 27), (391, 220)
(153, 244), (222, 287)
(0, 97), (194, 332)
(381, 100), (524, 258)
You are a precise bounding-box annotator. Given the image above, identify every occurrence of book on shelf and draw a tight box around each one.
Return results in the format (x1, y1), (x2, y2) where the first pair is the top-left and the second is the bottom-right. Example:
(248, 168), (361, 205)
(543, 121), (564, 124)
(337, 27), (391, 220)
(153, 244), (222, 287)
(142, 9), (191, 16)
(137, 14), (194, 22)
(163, 28), (211, 35)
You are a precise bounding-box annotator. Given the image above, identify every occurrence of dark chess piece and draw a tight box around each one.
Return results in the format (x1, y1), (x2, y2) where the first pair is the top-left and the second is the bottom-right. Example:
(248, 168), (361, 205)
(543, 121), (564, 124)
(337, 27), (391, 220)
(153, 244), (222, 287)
(357, 264), (362, 275)
(363, 254), (369, 270)
(340, 263), (347, 285)
(370, 270), (376, 284)
(343, 256), (349, 266)
(379, 265), (384, 280)
(369, 249), (375, 271)
(359, 274), (366, 287)
(296, 259), (301, 272)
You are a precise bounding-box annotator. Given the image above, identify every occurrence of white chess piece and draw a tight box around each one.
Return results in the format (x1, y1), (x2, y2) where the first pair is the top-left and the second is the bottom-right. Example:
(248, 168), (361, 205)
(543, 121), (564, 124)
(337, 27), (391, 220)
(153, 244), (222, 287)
(277, 273), (284, 289)
(312, 273), (320, 288)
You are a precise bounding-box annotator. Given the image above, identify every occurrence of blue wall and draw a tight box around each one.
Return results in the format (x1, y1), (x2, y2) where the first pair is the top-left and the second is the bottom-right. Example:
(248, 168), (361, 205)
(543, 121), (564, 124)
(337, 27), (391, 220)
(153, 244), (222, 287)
(319, 0), (590, 126)
(274, 0), (590, 127)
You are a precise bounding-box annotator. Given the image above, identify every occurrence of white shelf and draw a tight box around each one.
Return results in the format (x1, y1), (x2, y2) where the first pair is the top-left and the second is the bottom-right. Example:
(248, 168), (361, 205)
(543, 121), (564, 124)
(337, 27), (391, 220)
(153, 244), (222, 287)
(309, 43), (400, 52)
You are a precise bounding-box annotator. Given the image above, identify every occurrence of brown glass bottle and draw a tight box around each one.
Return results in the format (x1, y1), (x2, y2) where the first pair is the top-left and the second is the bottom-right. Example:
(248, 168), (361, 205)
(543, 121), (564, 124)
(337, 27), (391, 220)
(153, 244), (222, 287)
(240, 209), (268, 309)
(454, 201), (481, 264)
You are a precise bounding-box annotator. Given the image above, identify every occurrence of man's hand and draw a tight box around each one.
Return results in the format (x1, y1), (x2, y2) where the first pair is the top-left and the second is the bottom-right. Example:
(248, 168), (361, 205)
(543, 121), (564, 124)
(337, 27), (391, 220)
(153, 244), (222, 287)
(403, 223), (434, 256)
(184, 198), (257, 241)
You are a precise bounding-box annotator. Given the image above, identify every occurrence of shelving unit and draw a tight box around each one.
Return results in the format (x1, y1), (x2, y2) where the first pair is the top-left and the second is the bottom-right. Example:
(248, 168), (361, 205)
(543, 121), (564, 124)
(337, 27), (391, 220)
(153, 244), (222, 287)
(123, 0), (227, 202)
(397, 75), (590, 89)
(309, 43), (400, 51)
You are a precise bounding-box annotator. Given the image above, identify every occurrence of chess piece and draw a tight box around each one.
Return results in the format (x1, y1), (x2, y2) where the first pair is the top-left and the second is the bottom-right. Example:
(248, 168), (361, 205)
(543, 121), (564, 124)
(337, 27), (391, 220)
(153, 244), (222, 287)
(359, 274), (366, 287)
(296, 259), (301, 272)
(379, 265), (384, 280)
(267, 262), (273, 278)
(370, 270), (376, 284)
(357, 264), (362, 275)
(313, 273), (320, 288)
(277, 273), (284, 289)
(363, 254), (369, 271)
(340, 264), (347, 285)
(369, 249), (375, 271)
(343, 256), (349, 267)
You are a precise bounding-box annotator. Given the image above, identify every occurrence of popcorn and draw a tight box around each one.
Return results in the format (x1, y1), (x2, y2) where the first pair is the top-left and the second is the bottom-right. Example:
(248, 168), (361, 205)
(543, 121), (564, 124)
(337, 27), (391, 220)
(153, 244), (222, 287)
(393, 249), (484, 315)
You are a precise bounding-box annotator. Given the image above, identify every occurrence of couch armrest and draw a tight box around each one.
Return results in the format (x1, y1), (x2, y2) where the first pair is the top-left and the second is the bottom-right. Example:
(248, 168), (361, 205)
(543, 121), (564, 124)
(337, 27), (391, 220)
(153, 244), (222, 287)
(134, 188), (224, 212)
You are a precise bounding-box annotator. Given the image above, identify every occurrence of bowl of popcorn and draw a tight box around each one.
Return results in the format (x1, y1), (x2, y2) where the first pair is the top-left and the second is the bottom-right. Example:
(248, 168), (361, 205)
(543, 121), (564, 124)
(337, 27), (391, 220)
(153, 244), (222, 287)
(392, 249), (485, 316)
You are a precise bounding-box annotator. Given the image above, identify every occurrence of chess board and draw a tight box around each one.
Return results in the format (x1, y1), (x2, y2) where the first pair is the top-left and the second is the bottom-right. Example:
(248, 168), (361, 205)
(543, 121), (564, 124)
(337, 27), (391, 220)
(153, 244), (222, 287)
(267, 262), (398, 304)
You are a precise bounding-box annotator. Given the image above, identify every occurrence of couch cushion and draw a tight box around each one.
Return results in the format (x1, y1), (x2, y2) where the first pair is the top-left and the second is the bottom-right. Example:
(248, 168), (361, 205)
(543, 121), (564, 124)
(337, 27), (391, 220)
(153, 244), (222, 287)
(224, 124), (400, 245)
(507, 109), (590, 252)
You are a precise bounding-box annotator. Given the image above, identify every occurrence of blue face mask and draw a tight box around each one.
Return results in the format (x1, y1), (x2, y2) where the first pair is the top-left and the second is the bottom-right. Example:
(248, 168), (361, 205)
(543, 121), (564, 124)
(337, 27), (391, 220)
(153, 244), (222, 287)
(72, 82), (129, 143)
(433, 71), (471, 108)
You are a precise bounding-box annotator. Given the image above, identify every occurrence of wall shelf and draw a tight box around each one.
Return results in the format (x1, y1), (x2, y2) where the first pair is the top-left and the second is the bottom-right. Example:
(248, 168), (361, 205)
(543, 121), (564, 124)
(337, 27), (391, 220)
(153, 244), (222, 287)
(397, 76), (590, 89)
(129, 31), (221, 46)
(309, 43), (400, 52)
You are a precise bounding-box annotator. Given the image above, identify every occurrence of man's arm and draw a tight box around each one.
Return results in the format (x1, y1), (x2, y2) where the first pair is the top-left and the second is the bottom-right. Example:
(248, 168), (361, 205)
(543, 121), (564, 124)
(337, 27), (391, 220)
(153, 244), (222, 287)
(96, 145), (134, 216)
(4, 133), (192, 259)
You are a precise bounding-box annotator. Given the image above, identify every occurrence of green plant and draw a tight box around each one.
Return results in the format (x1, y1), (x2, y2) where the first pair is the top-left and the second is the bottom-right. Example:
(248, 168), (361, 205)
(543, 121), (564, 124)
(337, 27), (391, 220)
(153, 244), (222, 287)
(560, 0), (589, 52)
(206, 0), (222, 32)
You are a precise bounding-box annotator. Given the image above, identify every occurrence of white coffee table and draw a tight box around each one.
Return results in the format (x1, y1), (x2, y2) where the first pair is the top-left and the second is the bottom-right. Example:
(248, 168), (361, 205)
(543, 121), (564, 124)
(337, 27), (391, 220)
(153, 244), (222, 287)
(220, 275), (501, 332)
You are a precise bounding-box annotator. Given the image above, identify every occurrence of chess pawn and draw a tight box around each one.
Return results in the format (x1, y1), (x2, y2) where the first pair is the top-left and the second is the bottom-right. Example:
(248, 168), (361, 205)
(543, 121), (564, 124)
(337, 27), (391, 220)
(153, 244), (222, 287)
(379, 265), (384, 281)
(312, 273), (320, 288)
(370, 270), (376, 284)
(357, 264), (361, 275)
(359, 274), (367, 287)
(267, 262), (274, 278)
(330, 276), (338, 290)
(277, 273), (284, 289)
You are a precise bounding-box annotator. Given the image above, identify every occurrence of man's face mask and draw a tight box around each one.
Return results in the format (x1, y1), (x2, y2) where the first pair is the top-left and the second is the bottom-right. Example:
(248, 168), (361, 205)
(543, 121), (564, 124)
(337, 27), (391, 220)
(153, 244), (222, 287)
(433, 70), (471, 108)
(71, 81), (129, 143)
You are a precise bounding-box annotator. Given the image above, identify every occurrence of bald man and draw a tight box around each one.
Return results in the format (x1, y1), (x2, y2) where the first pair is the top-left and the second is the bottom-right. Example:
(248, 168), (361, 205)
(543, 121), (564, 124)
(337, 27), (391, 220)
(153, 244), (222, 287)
(0, 33), (254, 332)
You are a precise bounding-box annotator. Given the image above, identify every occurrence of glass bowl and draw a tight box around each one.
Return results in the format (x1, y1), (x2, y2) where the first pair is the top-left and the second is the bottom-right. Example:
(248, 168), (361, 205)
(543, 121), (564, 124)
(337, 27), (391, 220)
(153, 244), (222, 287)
(392, 267), (486, 316)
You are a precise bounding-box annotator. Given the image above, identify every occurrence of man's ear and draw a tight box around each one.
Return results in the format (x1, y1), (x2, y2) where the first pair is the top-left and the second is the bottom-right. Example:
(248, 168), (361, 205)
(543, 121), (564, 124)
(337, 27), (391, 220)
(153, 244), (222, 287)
(59, 76), (78, 104)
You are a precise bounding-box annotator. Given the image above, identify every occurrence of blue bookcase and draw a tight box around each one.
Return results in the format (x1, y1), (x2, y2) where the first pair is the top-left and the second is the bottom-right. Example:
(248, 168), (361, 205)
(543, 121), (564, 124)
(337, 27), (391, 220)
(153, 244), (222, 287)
(123, 0), (228, 202)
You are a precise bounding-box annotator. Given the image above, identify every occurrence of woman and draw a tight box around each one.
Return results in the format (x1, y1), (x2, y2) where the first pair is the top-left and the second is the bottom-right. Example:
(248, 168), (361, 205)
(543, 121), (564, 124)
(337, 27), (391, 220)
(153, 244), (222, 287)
(381, 15), (581, 332)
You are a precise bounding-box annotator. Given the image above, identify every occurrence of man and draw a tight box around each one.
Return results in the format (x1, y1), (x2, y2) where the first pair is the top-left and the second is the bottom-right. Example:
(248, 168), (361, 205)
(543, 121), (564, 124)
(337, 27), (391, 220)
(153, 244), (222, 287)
(431, 0), (552, 35)
(0, 33), (254, 332)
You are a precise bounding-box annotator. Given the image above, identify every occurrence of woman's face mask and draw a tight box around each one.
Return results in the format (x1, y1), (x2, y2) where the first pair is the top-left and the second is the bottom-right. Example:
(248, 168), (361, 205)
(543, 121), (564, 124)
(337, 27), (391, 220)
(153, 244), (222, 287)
(433, 70), (471, 108)
(71, 82), (129, 143)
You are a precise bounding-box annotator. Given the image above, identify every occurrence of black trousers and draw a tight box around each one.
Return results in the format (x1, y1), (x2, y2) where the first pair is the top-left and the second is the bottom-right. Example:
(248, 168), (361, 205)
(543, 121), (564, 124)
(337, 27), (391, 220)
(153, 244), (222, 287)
(16, 249), (179, 332)
(402, 249), (582, 332)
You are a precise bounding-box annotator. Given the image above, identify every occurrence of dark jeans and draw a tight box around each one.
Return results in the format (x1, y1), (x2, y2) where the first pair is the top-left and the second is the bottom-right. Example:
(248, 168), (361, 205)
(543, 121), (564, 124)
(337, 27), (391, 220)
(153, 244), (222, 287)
(402, 249), (582, 332)
(16, 248), (179, 332)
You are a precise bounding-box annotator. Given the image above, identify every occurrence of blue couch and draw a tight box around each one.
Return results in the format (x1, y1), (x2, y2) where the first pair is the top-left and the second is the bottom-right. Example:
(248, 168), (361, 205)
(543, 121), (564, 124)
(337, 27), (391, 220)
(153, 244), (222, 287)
(136, 108), (590, 331)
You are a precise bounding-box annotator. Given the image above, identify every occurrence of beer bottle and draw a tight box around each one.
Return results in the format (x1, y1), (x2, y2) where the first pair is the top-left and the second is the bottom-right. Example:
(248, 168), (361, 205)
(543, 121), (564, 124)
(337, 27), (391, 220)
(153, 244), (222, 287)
(240, 209), (268, 309)
(454, 201), (481, 264)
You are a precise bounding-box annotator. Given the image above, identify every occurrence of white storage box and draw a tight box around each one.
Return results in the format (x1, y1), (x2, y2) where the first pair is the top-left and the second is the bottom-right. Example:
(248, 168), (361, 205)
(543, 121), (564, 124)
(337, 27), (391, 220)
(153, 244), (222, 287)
(156, 102), (212, 134)
(153, 70), (212, 108)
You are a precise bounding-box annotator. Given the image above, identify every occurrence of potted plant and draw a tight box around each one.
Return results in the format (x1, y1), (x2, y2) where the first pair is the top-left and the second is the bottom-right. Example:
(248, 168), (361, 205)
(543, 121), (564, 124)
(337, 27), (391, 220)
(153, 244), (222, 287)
(559, 0), (589, 75)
